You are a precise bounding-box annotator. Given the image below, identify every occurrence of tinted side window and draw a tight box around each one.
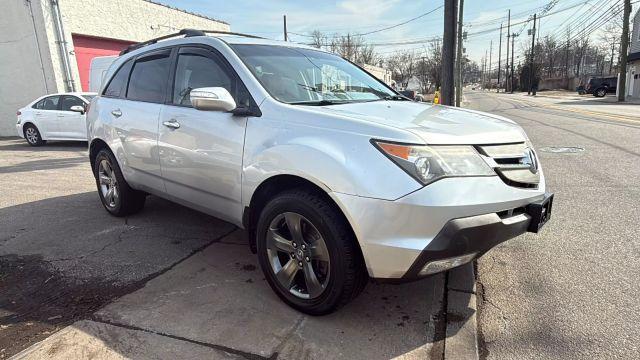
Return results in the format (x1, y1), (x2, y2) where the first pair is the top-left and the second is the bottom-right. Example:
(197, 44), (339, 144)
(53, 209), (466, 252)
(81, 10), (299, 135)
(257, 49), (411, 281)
(40, 96), (60, 110)
(127, 52), (171, 103)
(173, 53), (232, 106)
(60, 96), (84, 111)
(33, 99), (45, 109)
(103, 59), (133, 98)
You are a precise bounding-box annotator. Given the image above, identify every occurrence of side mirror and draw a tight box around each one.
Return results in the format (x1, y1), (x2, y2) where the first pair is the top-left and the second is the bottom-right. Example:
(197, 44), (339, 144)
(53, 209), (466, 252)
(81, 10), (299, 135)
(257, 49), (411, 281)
(190, 87), (236, 112)
(70, 105), (85, 114)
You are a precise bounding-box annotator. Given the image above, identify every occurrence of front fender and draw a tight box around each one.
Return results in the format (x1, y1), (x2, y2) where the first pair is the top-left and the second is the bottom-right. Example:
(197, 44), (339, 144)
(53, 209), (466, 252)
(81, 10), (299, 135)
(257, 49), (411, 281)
(242, 119), (422, 207)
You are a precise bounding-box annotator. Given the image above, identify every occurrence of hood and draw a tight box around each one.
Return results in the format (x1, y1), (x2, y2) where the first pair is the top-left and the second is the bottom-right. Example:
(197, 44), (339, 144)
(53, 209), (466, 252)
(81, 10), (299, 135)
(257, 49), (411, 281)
(305, 101), (527, 145)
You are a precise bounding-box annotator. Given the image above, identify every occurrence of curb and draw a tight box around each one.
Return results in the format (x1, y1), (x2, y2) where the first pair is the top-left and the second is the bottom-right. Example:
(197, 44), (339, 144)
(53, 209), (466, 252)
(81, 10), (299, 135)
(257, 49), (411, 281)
(443, 263), (479, 360)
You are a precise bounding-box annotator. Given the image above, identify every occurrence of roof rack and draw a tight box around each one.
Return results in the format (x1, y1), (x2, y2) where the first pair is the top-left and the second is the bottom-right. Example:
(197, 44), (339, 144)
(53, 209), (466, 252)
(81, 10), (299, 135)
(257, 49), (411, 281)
(119, 29), (265, 55)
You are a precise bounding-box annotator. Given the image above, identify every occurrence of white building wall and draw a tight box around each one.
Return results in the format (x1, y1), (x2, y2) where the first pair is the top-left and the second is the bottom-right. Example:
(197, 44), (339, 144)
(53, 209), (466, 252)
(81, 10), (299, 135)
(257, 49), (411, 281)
(0, 0), (58, 136)
(0, 0), (229, 137)
(630, 10), (640, 54)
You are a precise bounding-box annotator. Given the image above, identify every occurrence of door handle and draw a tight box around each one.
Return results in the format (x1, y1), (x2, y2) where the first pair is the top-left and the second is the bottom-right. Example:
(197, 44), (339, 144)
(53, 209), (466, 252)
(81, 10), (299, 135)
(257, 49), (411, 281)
(111, 109), (122, 117)
(162, 119), (180, 129)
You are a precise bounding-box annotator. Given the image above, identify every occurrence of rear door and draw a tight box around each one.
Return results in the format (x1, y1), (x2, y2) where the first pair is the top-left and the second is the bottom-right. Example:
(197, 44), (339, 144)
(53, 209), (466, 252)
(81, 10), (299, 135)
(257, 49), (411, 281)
(99, 49), (172, 193)
(157, 45), (250, 223)
(57, 95), (87, 139)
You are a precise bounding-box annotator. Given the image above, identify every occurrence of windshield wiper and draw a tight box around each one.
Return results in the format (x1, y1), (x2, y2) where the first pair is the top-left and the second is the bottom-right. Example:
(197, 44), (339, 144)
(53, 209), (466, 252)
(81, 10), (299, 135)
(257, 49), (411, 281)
(290, 99), (347, 106)
(382, 95), (408, 101)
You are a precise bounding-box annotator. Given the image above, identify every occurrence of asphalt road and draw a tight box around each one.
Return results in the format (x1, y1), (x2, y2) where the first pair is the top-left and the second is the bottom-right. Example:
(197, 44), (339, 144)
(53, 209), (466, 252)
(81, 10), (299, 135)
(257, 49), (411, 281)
(465, 91), (640, 359)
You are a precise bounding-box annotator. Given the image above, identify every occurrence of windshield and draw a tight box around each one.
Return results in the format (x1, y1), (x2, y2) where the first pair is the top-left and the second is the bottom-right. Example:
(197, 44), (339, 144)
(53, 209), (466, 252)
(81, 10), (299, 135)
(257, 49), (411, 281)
(231, 44), (396, 104)
(81, 94), (96, 102)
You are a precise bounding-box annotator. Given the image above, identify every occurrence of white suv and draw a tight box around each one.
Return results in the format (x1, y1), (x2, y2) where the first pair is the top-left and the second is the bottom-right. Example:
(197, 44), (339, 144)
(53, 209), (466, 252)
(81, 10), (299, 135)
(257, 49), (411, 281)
(87, 30), (553, 314)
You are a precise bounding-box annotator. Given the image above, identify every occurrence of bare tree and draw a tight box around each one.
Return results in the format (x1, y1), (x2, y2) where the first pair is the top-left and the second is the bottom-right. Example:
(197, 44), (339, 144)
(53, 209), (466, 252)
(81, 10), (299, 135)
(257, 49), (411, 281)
(309, 32), (377, 66)
(309, 30), (326, 49)
(425, 39), (442, 89)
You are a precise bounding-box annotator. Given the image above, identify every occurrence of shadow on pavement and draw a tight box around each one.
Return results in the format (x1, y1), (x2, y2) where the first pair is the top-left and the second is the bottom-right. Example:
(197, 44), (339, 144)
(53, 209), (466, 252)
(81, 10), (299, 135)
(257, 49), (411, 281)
(0, 140), (88, 152)
(0, 192), (235, 358)
(1, 191), (463, 359)
(0, 157), (87, 174)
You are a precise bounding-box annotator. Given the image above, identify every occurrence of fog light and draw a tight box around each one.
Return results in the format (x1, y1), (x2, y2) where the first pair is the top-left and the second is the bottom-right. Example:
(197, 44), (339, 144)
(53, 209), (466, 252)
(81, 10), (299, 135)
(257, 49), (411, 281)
(418, 253), (476, 276)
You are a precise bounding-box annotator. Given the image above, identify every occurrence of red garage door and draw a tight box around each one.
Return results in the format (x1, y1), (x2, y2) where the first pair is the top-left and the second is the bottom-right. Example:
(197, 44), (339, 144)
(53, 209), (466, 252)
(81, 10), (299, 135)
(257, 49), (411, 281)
(72, 34), (134, 91)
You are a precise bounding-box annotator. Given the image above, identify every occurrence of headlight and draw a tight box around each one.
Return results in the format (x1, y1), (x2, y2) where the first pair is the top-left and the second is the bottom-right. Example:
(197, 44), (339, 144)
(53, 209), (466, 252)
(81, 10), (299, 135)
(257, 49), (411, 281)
(372, 140), (494, 185)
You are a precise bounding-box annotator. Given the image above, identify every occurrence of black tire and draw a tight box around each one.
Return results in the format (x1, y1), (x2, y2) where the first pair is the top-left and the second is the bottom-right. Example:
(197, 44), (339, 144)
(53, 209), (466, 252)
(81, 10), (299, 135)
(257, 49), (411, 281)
(594, 88), (607, 97)
(23, 124), (46, 147)
(93, 148), (146, 217)
(256, 189), (368, 315)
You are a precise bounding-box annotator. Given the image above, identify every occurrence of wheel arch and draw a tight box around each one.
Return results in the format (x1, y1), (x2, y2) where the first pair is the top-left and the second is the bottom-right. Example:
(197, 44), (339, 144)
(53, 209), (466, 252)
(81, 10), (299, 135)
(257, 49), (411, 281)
(243, 174), (362, 260)
(89, 138), (110, 174)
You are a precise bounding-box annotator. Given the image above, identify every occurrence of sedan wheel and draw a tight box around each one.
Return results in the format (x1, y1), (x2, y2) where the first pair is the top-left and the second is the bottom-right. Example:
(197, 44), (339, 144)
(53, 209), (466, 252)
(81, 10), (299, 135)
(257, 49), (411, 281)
(24, 125), (45, 146)
(266, 212), (330, 299)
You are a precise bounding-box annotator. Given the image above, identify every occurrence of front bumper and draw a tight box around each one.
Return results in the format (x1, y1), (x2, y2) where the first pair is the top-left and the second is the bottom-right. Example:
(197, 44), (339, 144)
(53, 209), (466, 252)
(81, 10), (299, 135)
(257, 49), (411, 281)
(333, 175), (550, 280)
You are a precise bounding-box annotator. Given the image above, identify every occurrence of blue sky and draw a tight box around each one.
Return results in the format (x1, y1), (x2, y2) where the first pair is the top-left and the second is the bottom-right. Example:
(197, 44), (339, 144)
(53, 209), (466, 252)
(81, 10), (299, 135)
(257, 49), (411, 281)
(155, 0), (624, 65)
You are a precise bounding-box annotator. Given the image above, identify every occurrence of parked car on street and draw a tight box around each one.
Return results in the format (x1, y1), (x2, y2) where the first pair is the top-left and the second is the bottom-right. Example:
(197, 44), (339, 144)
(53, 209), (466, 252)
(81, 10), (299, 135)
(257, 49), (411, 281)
(16, 92), (96, 146)
(584, 76), (617, 97)
(87, 29), (553, 315)
(399, 89), (424, 101)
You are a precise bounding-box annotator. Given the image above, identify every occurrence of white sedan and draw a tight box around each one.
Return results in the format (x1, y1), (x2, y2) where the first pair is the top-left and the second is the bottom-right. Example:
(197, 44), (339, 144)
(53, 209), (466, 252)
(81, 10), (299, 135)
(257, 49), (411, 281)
(16, 92), (96, 146)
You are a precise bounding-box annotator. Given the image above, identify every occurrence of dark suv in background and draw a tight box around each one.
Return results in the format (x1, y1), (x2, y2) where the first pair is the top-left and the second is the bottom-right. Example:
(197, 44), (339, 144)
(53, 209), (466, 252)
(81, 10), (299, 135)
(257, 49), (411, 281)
(583, 76), (617, 97)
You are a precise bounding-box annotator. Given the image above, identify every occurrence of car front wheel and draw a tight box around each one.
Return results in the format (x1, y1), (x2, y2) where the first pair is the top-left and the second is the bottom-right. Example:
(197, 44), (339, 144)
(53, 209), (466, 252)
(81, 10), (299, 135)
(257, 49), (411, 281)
(594, 88), (607, 97)
(256, 189), (368, 315)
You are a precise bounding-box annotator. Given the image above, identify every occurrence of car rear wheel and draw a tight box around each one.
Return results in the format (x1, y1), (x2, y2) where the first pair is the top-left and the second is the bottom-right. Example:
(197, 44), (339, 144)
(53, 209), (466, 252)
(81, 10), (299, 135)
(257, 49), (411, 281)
(594, 88), (607, 97)
(256, 189), (368, 315)
(24, 124), (46, 146)
(94, 149), (146, 217)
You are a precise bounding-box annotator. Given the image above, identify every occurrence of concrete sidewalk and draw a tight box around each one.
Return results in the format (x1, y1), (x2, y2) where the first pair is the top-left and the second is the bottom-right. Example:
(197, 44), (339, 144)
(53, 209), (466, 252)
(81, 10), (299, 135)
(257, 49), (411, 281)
(12, 231), (448, 360)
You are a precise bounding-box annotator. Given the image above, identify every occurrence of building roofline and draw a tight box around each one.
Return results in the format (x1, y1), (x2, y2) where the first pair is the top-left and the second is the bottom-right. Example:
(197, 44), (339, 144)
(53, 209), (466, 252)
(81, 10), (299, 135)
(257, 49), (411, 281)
(143, 0), (229, 25)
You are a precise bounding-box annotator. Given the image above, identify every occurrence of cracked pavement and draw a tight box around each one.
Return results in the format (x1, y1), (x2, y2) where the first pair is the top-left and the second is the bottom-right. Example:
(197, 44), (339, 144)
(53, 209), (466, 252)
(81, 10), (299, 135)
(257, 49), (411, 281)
(0, 138), (448, 359)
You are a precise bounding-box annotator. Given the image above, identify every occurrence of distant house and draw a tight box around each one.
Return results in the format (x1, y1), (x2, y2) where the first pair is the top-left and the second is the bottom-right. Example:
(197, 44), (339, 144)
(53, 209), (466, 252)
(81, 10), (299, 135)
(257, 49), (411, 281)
(626, 8), (640, 99)
(363, 64), (393, 85)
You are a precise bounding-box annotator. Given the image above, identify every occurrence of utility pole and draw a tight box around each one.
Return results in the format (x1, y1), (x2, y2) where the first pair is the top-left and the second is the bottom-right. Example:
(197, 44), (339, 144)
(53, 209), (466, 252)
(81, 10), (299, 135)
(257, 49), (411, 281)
(480, 50), (487, 89)
(441, 0), (458, 105)
(564, 30), (570, 78)
(510, 34), (516, 93)
(488, 40), (493, 90)
(528, 13), (537, 95)
(618, 0), (631, 102)
(283, 15), (288, 41)
(497, 23), (502, 92)
(505, 10), (511, 92)
(455, 0), (464, 107)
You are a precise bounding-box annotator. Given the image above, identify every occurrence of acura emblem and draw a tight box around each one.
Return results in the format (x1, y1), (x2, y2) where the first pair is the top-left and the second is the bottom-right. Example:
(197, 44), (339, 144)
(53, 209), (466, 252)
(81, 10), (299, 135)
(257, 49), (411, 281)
(521, 147), (538, 174)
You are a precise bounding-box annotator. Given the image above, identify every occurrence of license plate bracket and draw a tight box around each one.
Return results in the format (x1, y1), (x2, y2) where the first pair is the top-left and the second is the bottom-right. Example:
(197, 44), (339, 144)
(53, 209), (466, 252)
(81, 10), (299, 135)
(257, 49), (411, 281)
(526, 193), (554, 233)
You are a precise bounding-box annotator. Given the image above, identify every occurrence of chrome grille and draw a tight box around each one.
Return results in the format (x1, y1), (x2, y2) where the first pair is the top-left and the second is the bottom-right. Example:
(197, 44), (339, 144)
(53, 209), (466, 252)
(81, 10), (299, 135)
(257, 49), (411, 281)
(477, 143), (540, 189)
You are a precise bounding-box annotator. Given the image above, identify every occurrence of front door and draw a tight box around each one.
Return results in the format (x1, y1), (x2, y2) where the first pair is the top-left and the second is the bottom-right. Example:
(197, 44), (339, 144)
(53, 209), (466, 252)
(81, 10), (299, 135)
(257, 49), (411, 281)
(33, 95), (61, 137)
(158, 46), (249, 224)
(58, 95), (87, 139)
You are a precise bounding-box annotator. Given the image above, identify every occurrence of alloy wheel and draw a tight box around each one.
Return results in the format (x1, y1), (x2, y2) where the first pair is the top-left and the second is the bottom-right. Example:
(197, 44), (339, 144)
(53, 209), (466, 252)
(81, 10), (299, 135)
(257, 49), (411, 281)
(266, 212), (330, 299)
(98, 159), (119, 208)
(25, 127), (38, 144)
